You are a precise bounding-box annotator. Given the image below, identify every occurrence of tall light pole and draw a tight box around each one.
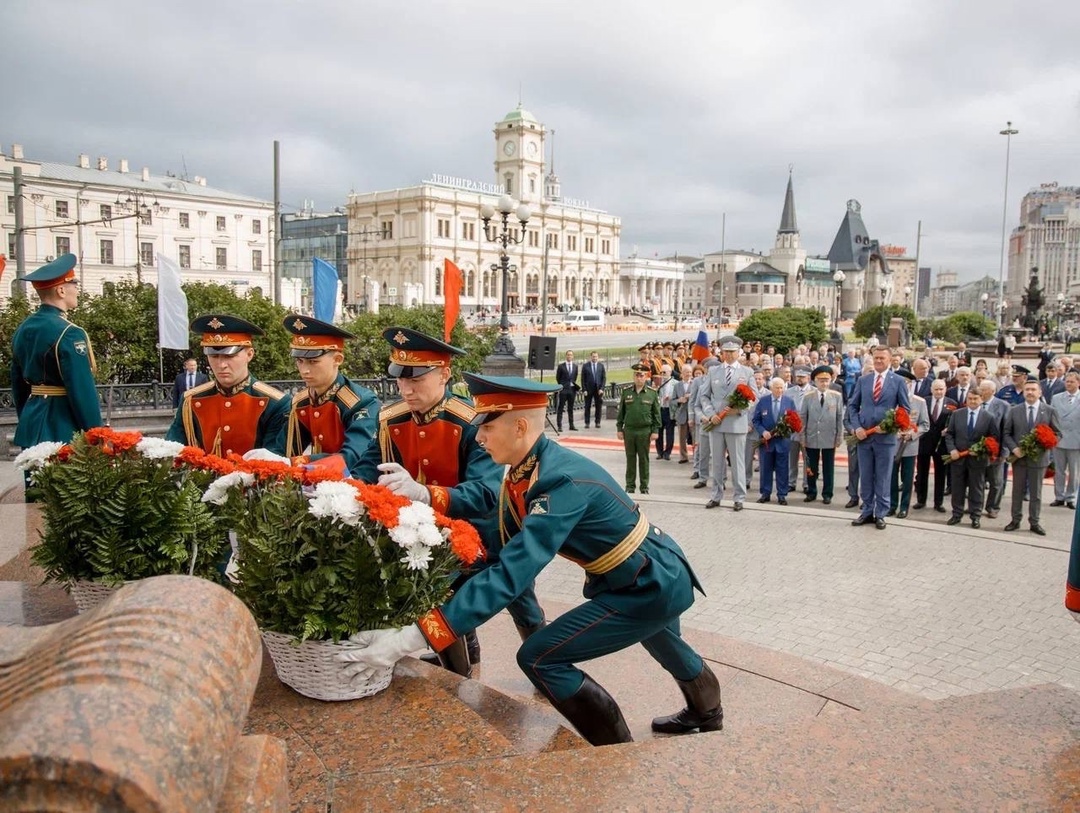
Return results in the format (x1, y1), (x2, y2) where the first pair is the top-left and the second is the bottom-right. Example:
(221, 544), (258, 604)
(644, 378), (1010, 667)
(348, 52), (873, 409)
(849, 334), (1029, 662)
(480, 195), (531, 375)
(879, 282), (889, 337)
(996, 121), (1019, 334)
(832, 269), (845, 339)
(116, 190), (160, 285)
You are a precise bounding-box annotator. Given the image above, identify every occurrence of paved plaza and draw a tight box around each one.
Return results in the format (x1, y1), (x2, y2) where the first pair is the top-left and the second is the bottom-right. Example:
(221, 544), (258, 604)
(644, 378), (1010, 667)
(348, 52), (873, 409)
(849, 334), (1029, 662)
(538, 429), (1080, 702)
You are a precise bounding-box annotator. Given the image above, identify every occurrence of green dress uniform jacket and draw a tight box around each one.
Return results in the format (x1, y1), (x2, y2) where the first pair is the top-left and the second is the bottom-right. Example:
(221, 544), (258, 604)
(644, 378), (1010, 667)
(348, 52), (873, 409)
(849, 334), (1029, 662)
(279, 373), (380, 472)
(420, 433), (703, 647)
(166, 377), (289, 456)
(11, 304), (102, 446)
(616, 385), (660, 433)
(352, 392), (501, 526)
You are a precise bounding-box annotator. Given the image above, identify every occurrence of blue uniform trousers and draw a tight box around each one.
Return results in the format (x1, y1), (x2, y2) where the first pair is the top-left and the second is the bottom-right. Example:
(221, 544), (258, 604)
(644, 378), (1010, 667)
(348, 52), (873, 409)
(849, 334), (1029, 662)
(857, 437), (898, 519)
(517, 598), (703, 701)
(758, 440), (790, 498)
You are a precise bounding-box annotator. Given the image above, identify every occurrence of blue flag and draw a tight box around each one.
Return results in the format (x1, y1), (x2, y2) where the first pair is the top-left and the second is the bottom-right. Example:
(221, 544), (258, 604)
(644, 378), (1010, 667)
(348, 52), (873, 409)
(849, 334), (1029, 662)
(312, 257), (338, 322)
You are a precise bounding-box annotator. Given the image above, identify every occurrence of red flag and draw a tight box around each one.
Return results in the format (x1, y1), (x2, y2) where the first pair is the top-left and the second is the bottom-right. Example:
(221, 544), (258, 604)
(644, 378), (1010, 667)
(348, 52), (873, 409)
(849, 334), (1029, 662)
(443, 258), (462, 342)
(0, 254), (7, 281)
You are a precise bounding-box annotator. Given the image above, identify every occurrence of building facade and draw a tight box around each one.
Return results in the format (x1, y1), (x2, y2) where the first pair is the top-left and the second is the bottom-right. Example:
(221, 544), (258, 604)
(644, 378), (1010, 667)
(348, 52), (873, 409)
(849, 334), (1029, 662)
(928, 270), (959, 316)
(0, 145), (273, 303)
(279, 207), (348, 312)
(344, 107), (621, 315)
(1006, 183), (1080, 310)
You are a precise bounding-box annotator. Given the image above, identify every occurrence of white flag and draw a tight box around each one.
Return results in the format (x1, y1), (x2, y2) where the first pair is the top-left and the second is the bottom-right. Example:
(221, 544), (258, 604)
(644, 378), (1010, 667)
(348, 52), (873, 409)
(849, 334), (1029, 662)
(156, 253), (189, 349)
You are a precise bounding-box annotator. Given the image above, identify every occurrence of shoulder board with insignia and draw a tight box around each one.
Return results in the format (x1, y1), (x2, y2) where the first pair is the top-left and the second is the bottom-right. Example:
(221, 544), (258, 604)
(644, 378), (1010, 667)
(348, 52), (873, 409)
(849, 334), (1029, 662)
(186, 381), (217, 398)
(252, 381), (286, 400)
(291, 390), (312, 408)
(336, 387), (360, 409)
(380, 400), (412, 422)
(443, 397), (477, 422)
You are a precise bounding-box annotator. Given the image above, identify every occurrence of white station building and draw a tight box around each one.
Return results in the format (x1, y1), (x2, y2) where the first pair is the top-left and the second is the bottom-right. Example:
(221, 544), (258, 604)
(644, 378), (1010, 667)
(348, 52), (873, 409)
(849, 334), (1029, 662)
(345, 106), (622, 314)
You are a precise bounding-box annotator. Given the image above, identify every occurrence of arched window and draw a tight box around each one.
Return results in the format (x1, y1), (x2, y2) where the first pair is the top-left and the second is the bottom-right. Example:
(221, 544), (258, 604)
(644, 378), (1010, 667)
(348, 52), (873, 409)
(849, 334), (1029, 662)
(435, 269), (442, 296)
(466, 269), (475, 296)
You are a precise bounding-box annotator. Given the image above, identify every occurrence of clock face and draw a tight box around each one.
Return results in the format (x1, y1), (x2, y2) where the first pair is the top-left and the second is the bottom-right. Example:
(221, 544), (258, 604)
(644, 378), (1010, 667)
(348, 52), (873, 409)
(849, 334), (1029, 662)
(503, 141), (516, 156)
(527, 141), (538, 157)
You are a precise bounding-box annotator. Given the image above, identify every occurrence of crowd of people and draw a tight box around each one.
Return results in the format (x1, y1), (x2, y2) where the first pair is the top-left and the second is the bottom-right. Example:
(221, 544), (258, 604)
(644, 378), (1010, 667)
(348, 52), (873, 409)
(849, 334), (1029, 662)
(564, 335), (1075, 534)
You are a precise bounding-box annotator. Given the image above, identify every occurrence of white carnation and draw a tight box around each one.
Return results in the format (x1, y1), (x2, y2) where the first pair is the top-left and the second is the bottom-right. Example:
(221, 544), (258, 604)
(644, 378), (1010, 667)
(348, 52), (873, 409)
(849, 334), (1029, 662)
(202, 471), (255, 505)
(136, 437), (185, 460)
(389, 502), (444, 550)
(14, 442), (64, 471)
(400, 544), (433, 571)
(307, 480), (362, 526)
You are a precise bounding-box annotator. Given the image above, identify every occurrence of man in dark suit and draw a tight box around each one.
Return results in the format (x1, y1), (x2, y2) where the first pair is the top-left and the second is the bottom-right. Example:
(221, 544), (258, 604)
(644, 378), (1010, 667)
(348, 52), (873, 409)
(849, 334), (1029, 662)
(954, 342), (973, 368)
(555, 350), (580, 431)
(945, 367), (973, 406)
(937, 355), (960, 387)
(914, 379), (956, 513)
(944, 389), (999, 529)
(1041, 361), (1065, 404)
(581, 351), (607, 428)
(751, 377), (797, 505)
(1003, 377), (1063, 535)
(171, 358), (209, 408)
(847, 346), (911, 529)
(978, 380), (1009, 518)
(911, 358), (934, 400)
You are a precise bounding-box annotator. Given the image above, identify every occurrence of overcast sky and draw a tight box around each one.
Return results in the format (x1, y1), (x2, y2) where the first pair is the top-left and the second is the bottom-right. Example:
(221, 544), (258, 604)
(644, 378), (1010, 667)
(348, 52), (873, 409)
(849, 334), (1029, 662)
(5, 0), (1078, 283)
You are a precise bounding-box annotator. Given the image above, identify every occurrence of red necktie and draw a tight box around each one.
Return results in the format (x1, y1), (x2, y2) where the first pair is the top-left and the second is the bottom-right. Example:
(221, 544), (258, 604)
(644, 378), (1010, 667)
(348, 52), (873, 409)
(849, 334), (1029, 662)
(873, 374), (882, 402)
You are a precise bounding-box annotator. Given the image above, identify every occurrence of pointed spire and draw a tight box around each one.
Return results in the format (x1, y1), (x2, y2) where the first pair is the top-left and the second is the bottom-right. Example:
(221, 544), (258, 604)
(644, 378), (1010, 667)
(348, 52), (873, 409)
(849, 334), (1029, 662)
(778, 166), (798, 234)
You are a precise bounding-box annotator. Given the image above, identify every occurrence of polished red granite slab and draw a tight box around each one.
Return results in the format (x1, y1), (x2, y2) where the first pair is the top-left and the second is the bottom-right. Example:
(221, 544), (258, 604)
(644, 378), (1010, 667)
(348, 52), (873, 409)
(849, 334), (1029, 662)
(341, 683), (1080, 811)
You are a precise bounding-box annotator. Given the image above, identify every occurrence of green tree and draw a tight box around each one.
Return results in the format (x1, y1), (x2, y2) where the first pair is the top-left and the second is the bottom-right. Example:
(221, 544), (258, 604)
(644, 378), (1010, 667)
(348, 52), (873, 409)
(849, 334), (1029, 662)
(917, 312), (994, 345)
(736, 307), (827, 354)
(340, 307), (498, 379)
(852, 305), (917, 340)
(0, 296), (34, 388)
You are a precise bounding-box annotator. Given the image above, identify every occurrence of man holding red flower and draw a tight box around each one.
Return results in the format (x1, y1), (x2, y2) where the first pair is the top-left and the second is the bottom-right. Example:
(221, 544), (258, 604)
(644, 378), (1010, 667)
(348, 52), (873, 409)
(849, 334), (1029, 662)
(944, 389), (1000, 529)
(698, 335), (756, 511)
(751, 378), (798, 505)
(846, 346), (911, 529)
(1003, 377), (1062, 535)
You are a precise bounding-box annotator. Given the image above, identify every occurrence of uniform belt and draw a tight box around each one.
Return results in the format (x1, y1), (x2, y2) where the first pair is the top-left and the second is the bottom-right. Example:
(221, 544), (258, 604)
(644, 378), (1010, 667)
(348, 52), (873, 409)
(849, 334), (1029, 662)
(584, 513), (649, 575)
(30, 385), (67, 397)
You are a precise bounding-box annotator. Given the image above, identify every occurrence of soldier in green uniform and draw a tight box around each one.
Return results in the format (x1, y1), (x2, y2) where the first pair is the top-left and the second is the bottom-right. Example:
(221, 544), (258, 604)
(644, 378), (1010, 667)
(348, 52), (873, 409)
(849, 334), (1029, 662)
(278, 315), (379, 474)
(352, 328), (547, 676)
(616, 363), (660, 493)
(11, 253), (102, 456)
(339, 374), (723, 746)
(166, 315), (289, 456)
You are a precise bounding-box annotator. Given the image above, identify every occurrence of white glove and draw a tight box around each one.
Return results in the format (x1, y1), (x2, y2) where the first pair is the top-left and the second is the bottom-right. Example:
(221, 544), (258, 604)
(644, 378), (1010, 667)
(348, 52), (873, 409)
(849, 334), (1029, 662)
(242, 448), (291, 465)
(376, 462), (430, 504)
(337, 625), (427, 681)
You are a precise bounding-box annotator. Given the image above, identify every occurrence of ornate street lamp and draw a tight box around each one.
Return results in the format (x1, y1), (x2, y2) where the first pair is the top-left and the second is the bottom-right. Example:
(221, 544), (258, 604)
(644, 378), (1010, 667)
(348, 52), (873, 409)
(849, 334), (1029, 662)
(879, 282), (890, 336)
(996, 121), (1019, 334)
(480, 195), (531, 375)
(115, 190), (160, 285)
(981, 291), (990, 320)
(832, 269), (846, 339)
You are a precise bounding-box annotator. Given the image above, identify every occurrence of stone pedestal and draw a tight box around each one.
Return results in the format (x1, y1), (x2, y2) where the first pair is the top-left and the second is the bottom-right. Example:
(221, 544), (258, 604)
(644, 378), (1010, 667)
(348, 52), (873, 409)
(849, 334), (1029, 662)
(0, 576), (287, 812)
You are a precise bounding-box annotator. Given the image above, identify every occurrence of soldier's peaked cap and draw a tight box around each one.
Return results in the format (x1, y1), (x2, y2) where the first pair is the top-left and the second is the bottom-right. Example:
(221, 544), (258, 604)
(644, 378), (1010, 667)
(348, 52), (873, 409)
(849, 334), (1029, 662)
(1011, 364), (1031, 376)
(464, 373), (559, 425)
(18, 253), (77, 290)
(383, 326), (465, 378)
(283, 315), (355, 358)
(719, 335), (742, 351)
(191, 314), (264, 356)
(811, 365), (834, 379)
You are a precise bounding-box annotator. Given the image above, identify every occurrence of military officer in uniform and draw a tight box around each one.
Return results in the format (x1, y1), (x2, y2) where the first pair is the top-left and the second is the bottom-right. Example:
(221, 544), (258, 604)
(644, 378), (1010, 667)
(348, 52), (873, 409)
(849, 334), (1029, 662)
(166, 315), (289, 456)
(279, 315), (379, 474)
(800, 365), (844, 504)
(353, 327), (547, 676)
(616, 363), (660, 494)
(995, 365), (1030, 406)
(698, 335), (755, 511)
(11, 254), (102, 457)
(340, 374), (723, 747)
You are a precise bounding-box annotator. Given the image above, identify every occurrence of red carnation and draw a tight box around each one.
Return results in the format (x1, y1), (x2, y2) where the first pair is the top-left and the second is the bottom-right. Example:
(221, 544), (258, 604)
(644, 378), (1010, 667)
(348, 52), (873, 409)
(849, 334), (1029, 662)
(1034, 424), (1059, 450)
(893, 407), (913, 432)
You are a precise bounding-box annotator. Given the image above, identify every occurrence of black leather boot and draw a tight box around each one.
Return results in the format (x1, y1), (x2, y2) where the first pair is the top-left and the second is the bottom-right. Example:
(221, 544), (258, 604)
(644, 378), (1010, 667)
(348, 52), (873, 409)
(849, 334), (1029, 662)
(551, 673), (633, 746)
(434, 636), (472, 678)
(420, 631), (479, 671)
(515, 619), (547, 642)
(651, 663), (723, 734)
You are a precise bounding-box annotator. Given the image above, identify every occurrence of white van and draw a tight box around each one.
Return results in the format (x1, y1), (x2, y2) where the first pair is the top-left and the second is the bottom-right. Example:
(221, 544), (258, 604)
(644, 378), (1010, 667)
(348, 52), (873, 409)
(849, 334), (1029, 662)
(564, 310), (605, 330)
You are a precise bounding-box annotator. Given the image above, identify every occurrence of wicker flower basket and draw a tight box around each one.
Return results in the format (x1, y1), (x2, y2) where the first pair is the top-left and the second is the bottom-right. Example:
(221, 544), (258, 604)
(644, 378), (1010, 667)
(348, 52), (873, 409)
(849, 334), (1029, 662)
(69, 579), (127, 613)
(260, 630), (393, 702)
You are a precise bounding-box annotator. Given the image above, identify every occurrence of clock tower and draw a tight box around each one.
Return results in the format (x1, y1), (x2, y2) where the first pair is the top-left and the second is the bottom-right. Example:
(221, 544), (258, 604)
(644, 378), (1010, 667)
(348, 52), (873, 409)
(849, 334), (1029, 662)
(494, 104), (545, 204)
